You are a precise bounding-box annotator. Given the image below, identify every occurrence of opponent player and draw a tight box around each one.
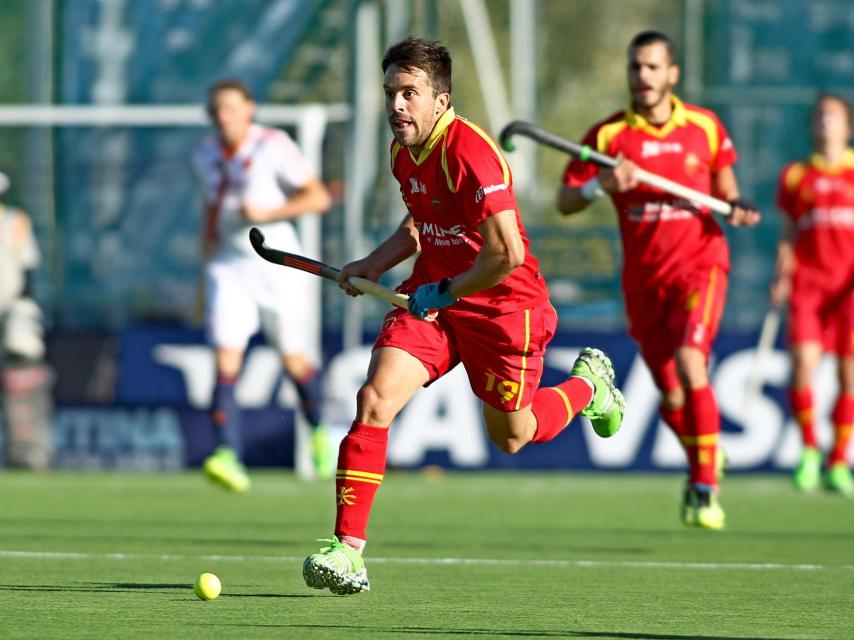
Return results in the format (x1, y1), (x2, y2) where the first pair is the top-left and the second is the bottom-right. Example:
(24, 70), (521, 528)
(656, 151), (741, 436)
(771, 92), (854, 495)
(193, 79), (334, 490)
(302, 36), (626, 595)
(557, 31), (760, 529)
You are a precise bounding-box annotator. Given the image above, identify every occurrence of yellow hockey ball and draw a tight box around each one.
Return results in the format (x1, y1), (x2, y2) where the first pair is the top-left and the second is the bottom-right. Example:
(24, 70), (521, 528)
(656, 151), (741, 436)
(193, 572), (222, 600)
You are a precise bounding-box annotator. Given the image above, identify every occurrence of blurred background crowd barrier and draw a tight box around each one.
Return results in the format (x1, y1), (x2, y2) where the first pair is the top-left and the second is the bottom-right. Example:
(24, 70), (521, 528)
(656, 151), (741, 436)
(0, 0), (852, 472)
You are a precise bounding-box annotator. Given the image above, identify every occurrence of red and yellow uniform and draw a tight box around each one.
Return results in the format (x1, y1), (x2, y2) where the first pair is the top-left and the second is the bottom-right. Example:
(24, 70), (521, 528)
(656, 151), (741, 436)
(777, 151), (854, 355)
(563, 96), (737, 382)
(376, 107), (554, 411)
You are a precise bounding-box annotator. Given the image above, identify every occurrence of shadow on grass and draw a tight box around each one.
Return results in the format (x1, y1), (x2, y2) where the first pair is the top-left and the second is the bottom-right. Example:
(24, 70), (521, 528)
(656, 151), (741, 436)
(0, 582), (323, 598)
(209, 623), (828, 640)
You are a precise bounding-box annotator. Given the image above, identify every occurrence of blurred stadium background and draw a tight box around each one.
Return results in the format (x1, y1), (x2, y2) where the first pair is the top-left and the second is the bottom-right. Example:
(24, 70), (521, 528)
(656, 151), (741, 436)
(1, 0), (852, 474)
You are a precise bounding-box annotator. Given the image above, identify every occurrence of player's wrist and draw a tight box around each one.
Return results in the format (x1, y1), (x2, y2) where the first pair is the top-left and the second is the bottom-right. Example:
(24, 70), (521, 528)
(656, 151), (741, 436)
(580, 177), (605, 201)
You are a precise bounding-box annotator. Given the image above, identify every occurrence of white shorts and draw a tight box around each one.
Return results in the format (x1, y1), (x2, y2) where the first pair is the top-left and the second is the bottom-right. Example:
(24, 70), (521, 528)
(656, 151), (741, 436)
(205, 254), (313, 355)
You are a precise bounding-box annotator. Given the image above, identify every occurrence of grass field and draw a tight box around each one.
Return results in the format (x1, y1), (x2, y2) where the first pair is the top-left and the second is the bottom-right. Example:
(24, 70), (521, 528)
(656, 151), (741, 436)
(0, 471), (852, 639)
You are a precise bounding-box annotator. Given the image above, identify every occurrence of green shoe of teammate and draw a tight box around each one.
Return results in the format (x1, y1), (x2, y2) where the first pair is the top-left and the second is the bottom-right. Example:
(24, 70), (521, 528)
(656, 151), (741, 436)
(682, 484), (725, 530)
(311, 425), (335, 480)
(825, 462), (854, 496)
(303, 536), (370, 595)
(571, 347), (626, 437)
(203, 446), (251, 493)
(793, 447), (822, 492)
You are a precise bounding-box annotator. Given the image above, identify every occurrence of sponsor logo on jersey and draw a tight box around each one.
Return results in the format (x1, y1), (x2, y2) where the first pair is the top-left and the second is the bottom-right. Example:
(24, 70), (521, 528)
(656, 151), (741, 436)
(641, 140), (684, 158)
(409, 177), (427, 194)
(797, 207), (854, 229)
(627, 201), (699, 222)
(475, 182), (507, 203)
(415, 221), (472, 247)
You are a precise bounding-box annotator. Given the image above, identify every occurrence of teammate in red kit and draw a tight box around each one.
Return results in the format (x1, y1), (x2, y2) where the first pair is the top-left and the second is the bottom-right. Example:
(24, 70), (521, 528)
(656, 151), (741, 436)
(557, 31), (760, 529)
(301, 36), (625, 595)
(771, 92), (854, 495)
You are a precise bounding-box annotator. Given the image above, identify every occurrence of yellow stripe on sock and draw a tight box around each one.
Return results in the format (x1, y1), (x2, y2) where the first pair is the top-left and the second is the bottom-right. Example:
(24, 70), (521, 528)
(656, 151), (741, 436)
(336, 474), (382, 485)
(681, 434), (719, 446)
(336, 469), (384, 481)
(548, 386), (573, 423)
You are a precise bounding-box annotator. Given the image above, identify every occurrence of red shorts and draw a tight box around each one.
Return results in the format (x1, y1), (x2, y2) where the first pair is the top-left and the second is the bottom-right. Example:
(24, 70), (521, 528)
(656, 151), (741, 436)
(789, 283), (854, 355)
(625, 265), (728, 390)
(374, 302), (558, 411)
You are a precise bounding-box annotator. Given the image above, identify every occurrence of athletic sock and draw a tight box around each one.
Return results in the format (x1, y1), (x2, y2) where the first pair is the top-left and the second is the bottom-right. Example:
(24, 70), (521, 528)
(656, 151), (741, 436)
(212, 374), (242, 457)
(530, 377), (594, 443)
(660, 402), (694, 474)
(293, 368), (323, 428)
(829, 394), (854, 465)
(334, 422), (388, 542)
(685, 385), (720, 487)
(789, 387), (818, 449)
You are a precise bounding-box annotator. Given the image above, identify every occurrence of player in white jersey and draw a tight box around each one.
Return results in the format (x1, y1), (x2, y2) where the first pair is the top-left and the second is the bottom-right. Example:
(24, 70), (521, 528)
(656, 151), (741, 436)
(193, 79), (333, 490)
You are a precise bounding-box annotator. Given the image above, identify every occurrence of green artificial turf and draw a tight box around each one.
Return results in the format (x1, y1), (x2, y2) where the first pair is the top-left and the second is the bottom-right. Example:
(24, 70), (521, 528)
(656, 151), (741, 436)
(0, 471), (852, 639)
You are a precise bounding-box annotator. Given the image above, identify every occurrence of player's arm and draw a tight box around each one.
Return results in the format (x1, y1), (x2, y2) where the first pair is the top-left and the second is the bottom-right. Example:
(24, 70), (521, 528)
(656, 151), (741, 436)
(711, 165), (761, 226)
(337, 214), (420, 296)
(556, 156), (641, 216)
(447, 210), (523, 297)
(406, 210), (523, 319)
(770, 217), (796, 308)
(243, 176), (332, 223)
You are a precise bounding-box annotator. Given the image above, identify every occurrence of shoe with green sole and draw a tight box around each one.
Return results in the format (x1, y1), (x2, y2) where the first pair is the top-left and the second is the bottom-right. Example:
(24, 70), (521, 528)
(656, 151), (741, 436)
(303, 536), (370, 595)
(203, 446), (251, 493)
(571, 347), (626, 438)
(825, 462), (854, 496)
(793, 447), (822, 492)
(311, 425), (336, 480)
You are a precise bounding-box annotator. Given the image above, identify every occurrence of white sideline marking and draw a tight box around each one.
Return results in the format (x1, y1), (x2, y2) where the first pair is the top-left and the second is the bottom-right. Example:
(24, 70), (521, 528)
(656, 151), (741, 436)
(0, 550), (849, 572)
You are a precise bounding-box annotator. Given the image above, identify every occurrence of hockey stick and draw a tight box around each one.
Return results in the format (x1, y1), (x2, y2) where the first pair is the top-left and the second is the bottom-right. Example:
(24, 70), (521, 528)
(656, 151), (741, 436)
(248, 227), (410, 309)
(745, 306), (783, 406)
(499, 120), (733, 216)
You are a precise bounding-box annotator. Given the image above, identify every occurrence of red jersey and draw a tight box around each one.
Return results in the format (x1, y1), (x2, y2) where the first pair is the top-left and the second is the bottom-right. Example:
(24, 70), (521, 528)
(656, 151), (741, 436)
(391, 107), (549, 314)
(777, 150), (854, 294)
(563, 96), (737, 289)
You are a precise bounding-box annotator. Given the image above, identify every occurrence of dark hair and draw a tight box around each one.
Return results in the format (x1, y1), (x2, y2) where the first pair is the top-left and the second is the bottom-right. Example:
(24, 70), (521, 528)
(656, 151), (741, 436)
(628, 30), (677, 65)
(207, 79), (254, 112)
(382, 36), (452, 95)
(814, 91), (853, 127)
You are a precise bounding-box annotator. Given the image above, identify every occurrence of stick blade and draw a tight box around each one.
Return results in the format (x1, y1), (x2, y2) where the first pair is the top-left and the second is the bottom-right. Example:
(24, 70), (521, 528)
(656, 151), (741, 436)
(248, 227), (265, 253)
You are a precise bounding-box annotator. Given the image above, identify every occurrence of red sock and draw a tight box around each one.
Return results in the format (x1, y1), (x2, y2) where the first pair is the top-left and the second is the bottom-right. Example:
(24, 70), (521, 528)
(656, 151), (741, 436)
(789, 387), (817, 449)
(685, 386), (720, 487)
(530, 378), (594, 443)
(334, 422), (388, 542)
(660, 403), (693, 473)
(829, 394), (854, 465)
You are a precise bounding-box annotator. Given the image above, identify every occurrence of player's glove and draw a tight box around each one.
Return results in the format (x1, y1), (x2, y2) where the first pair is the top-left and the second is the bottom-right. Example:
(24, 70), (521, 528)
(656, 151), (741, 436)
(729, 197), (758, 212)
(408, 278), (458, 320)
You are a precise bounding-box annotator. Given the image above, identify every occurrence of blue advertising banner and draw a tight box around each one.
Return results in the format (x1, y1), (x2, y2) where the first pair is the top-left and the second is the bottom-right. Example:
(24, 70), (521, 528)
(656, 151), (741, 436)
(42, 324), (850, 472)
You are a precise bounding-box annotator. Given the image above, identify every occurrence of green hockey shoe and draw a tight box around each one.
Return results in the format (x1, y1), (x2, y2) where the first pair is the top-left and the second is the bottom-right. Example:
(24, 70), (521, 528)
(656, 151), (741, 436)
(203, 446), (251, 493)
(682, 484), (725, 530)
(792, 447), (822, 492)
(571, 347), (626, 437)
(311, 425), (336, 480)
(825, 462), (854, 496)
(303, 536), (370, 595)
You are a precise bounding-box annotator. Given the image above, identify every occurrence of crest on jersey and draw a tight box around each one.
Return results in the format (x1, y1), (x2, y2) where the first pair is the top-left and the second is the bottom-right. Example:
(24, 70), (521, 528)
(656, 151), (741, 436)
(684, 152), (701, 175)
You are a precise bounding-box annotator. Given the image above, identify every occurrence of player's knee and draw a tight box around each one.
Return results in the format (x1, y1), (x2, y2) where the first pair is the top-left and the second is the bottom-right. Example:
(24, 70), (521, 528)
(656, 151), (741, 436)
(674, 350), (708, 387)
(356, 383), (395, 424)
(492, 434), (526, 455)
(661, 388), (685, 411)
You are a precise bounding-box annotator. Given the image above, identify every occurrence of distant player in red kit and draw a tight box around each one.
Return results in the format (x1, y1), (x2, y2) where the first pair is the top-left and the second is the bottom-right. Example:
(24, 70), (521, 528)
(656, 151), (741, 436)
(301, 36), (625, 595)
(772, 92), (854, 495)
(557, 31), (760, 529)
